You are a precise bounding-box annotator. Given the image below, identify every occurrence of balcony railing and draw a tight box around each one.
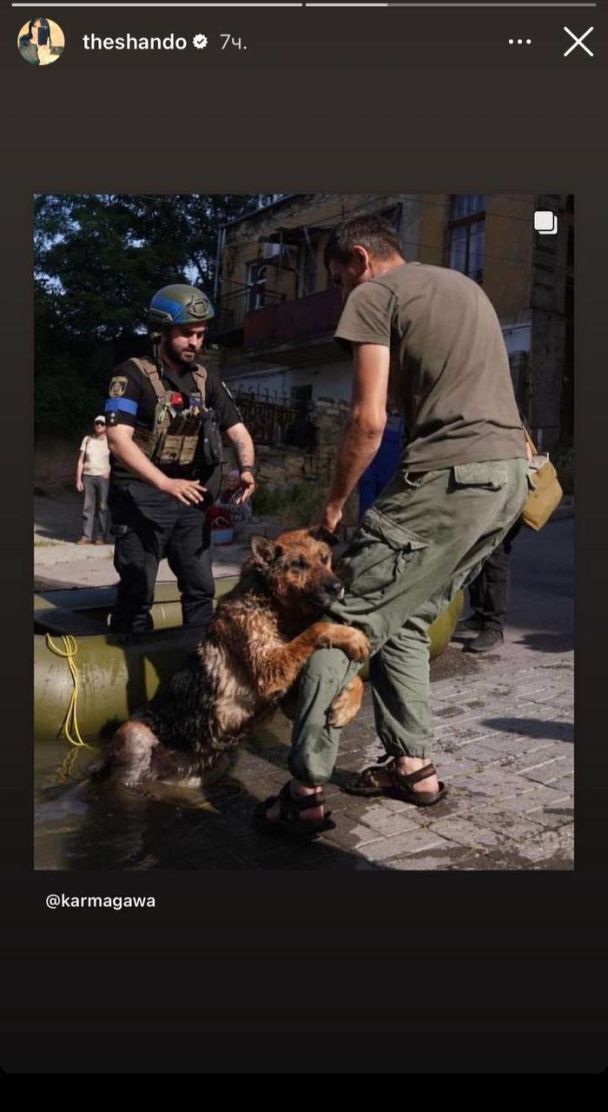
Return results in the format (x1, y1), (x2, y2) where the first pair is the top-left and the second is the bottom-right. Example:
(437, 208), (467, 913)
(211, 286), (284, 334)
(243, 286), (344, 350)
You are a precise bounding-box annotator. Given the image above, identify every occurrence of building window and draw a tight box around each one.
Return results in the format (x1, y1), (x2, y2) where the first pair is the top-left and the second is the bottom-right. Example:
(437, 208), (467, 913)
(447, 195), (485, 283)
(247, 262), (267, 311)
(290, 384), (312, 402)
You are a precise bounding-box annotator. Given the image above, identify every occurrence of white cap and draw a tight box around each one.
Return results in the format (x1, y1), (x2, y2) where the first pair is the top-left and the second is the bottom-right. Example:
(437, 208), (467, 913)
(94, 415), (106, 424)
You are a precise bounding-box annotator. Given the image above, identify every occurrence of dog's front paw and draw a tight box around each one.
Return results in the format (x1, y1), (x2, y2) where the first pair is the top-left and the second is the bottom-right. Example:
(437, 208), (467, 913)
(343, 628), (371, 661)
(318, 625), (370, 661)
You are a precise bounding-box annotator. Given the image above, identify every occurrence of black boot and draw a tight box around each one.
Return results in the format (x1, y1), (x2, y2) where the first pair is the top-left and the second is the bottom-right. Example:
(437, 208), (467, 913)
(455, 613), (484, 637)
(465, 628), (504, 653)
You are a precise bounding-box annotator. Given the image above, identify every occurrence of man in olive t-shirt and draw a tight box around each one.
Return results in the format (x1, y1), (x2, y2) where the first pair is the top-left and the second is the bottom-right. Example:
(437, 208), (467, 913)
(336, 257), (526, 471)
(256, 214), (529, 840)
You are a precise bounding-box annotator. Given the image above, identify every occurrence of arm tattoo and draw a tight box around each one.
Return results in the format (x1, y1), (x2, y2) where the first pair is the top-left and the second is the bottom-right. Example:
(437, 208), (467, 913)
(232, 434), (254, 470)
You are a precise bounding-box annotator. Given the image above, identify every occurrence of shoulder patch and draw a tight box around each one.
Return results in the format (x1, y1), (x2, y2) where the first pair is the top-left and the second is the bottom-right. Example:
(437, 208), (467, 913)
(109, 376), (128, 398)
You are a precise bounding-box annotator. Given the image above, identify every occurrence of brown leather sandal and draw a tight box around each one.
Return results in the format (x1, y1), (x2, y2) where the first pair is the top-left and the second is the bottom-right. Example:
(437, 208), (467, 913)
(253, 781), (336, 841)
(343, 759), (447, 806)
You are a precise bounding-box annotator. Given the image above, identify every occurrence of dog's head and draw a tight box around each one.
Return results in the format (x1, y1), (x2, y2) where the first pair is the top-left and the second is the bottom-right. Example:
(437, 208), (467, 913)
(247, 528), (344, 615)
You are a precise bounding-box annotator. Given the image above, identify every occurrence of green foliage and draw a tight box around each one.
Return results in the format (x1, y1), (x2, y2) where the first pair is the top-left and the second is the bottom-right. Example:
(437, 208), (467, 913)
(253, 481), (358, 527)
(34, 193), (266, 433)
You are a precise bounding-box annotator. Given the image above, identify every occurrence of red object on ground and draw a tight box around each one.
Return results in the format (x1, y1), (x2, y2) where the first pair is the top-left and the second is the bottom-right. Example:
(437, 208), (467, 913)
(206, 504), (233, 528)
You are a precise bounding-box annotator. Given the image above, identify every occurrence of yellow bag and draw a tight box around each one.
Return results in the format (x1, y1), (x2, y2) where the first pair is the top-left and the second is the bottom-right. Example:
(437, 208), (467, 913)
(521, 430), (564, 531)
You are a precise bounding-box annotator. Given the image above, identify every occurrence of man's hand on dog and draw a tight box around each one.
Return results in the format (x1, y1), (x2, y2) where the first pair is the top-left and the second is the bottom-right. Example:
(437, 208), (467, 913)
(321, 501), (344, 536)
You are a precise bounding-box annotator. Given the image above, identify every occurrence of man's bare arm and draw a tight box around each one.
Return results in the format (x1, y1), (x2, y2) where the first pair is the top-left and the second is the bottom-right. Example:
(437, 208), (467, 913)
(76, 450), (85, 492)
(106, 425), (206, 505)
(322, 343), (390, 533)
(225, 422), (256, 504)
(225, 422), (255, 470)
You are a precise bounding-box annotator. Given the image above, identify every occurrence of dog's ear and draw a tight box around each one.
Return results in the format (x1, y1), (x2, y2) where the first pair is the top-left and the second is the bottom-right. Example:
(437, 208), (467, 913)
(250, 535), (282, 567)
(308, 525), (340, 548)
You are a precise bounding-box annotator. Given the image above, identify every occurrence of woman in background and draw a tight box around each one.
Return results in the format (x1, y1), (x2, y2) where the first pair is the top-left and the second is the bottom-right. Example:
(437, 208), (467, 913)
(75, 416), (111, 545)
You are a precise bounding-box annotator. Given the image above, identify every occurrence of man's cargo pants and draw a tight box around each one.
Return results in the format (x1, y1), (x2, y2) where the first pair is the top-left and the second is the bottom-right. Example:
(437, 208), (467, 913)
(288, 458), (530, 786)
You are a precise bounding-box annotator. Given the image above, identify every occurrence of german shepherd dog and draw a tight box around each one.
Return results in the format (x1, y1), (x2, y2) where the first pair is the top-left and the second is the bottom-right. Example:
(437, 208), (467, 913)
(94, 529), (368, 789)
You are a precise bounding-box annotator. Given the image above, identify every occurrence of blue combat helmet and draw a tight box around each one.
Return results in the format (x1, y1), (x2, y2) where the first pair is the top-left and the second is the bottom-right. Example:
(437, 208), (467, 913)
(148, 284), (215, 333)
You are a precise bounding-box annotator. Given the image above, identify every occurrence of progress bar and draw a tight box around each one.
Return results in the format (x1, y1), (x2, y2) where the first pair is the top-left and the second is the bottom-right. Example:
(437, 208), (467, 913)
(9, 2), (600, 7)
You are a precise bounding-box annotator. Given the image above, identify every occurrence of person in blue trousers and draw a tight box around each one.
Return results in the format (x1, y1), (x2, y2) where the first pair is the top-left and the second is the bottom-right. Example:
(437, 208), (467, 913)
(357, 408), (406, 518)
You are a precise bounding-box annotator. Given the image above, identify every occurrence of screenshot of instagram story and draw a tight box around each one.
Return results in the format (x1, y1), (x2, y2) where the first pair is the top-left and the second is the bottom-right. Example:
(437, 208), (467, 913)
(1, 0), (607, 1077)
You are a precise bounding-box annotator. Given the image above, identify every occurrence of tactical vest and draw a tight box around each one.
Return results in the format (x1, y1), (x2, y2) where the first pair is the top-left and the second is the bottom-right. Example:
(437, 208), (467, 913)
(130, 357), (223, 471)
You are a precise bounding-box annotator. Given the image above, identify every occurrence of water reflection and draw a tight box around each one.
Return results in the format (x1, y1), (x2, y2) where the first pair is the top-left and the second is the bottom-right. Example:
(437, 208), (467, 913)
(34, 711), (362, 872)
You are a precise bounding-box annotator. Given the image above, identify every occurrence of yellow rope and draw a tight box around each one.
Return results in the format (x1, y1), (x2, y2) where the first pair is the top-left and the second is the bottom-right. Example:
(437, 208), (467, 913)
(45, 634), (95, 751)
(58, 746), (81, 782)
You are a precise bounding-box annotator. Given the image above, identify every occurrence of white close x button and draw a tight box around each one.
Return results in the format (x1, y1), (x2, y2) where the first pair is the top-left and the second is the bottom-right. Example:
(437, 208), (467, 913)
(563, 26), (594, 58)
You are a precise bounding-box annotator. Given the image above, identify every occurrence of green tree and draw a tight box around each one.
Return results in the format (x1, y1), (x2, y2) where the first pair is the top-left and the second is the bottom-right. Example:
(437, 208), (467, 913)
(34, 193), (268, 433)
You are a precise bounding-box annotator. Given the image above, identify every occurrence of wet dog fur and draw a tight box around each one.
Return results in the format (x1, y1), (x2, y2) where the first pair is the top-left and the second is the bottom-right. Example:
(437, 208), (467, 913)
(93, 528), (368, 788)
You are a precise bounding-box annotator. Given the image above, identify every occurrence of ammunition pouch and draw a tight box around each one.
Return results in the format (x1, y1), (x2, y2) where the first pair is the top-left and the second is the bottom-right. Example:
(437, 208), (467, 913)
(134, 407), (204, 468)
(130, 356), (223, 473)
(198, 408), (224, 468)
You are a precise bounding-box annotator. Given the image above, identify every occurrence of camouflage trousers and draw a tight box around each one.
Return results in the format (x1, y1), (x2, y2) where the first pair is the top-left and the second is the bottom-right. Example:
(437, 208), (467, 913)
(288, 458), (530, 785)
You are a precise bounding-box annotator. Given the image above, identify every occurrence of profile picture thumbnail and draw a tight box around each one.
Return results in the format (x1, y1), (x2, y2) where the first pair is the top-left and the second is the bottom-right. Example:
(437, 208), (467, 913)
(18, 17), (65, 66)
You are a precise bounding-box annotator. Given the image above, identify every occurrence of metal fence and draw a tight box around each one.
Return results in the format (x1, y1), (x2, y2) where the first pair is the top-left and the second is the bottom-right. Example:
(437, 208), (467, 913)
(234, 390), (300, 447)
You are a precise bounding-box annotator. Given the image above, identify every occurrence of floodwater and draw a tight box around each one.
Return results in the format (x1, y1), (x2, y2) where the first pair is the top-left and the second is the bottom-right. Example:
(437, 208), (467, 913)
(34, 716), (295, 871)
(34, 646), (477, 870)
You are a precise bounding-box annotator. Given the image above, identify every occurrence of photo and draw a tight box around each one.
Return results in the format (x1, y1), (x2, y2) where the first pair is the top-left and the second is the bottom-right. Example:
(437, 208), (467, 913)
(34, 192), (574, 872)
(17, 17), (64, 66)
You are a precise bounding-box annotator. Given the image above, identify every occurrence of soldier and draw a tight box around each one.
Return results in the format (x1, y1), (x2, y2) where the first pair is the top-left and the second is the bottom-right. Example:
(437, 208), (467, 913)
(105, 284), (255, 636)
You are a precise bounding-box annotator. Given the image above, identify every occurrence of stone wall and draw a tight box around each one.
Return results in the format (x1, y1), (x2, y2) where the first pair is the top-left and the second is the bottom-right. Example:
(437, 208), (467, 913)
(35, 377), (350, 495)
(223, 395), (350, 487)
(312, 396), (350, 448)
